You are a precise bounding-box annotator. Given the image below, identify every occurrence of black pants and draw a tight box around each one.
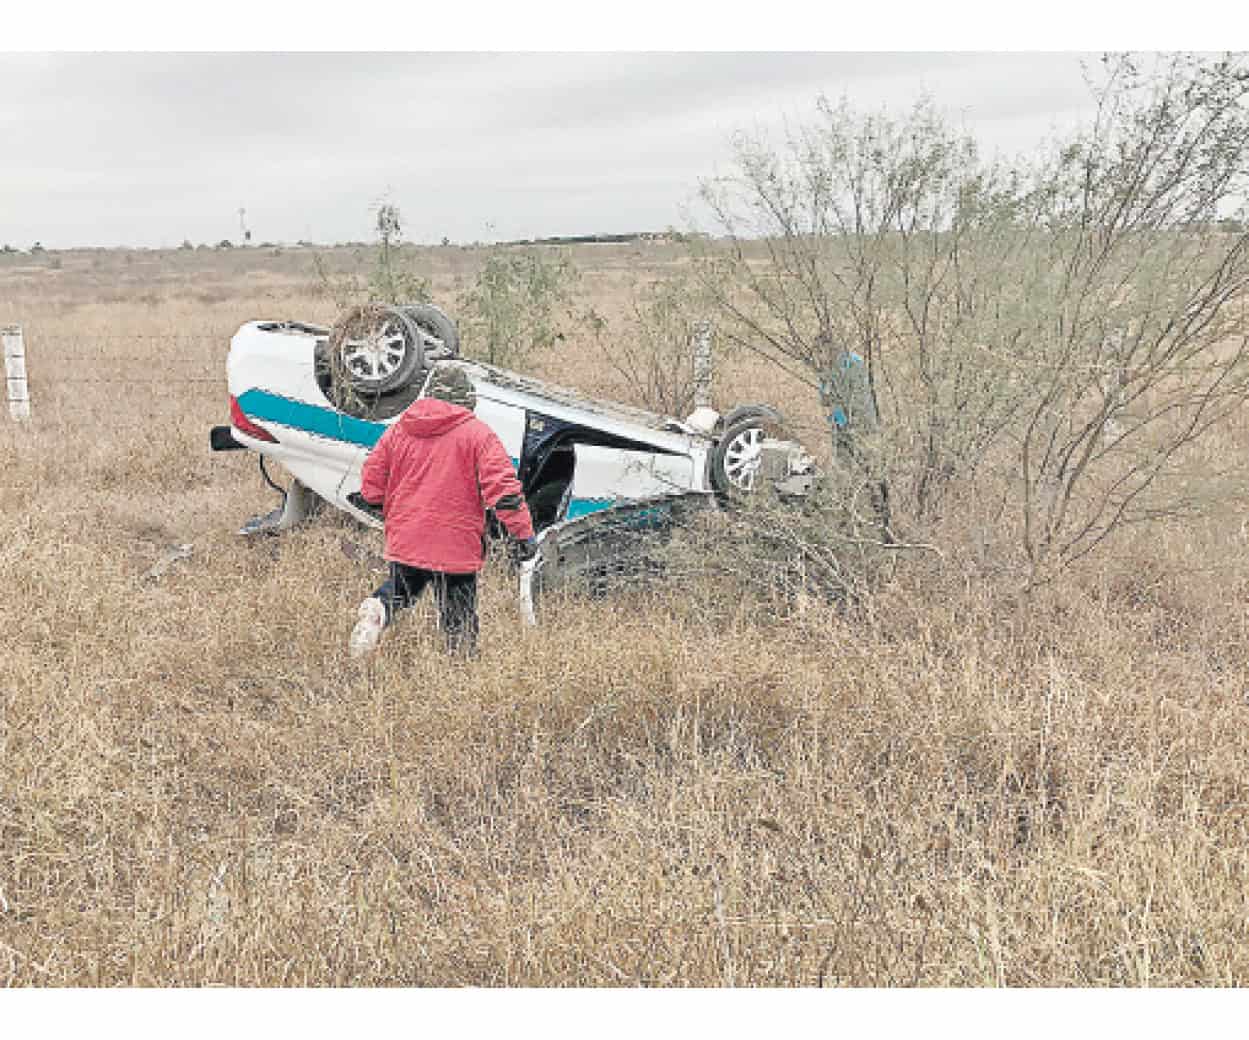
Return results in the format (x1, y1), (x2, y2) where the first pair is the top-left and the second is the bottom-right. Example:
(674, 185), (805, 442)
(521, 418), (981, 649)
(372, 563), (479, 655)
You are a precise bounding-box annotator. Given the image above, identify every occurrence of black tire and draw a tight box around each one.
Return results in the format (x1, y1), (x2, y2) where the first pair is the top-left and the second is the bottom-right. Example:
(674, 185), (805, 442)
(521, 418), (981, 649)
(710, 414), (787, 498)
(722, 402), (783, 430)
(400, 303), (460, 365)
(329, 304), (425, 396)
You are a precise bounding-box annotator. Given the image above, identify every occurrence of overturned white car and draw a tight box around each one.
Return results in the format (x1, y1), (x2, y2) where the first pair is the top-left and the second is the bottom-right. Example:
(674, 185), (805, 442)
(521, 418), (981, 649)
(210, 304), (817, 620)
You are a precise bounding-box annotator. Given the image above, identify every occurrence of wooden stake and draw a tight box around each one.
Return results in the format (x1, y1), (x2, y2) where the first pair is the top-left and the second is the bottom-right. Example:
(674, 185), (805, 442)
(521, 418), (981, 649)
(3, 325), (30, 421)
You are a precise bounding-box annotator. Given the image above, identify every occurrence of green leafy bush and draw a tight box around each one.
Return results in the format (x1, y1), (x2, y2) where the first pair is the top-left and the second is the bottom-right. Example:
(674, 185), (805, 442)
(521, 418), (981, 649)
(457, 247), (578, 367)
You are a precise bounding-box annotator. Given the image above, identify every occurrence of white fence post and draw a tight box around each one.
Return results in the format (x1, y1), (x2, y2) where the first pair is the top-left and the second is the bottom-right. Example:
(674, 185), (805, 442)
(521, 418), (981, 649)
(3, 324), (30, 421)
(692, 319), (713, 410)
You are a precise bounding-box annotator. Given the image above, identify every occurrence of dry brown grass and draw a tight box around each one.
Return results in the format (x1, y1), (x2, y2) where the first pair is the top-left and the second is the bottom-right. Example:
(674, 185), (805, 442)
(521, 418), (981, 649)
(3, 245), (1249, 986)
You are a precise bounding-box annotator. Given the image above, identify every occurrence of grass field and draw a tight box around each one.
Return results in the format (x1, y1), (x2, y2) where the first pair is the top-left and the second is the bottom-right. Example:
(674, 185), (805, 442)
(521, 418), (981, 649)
(3, 243), (1249, 986)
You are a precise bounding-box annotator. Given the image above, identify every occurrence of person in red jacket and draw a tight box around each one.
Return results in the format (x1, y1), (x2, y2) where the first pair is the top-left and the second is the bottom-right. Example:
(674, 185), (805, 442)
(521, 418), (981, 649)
(348, 364), (535, 658)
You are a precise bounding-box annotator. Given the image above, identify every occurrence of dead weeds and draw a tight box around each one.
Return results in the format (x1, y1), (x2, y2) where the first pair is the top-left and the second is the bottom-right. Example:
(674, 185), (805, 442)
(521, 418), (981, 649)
(2, 246), (1249, 985)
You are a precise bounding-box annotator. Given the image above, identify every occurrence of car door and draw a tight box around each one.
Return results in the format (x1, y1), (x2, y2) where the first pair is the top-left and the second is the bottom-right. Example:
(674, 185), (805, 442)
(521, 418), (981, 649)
(565, 444), (695, 518)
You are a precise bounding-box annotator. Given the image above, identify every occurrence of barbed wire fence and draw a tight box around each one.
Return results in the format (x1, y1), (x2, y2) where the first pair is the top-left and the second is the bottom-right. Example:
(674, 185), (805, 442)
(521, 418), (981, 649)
(3, 330), (232, 414)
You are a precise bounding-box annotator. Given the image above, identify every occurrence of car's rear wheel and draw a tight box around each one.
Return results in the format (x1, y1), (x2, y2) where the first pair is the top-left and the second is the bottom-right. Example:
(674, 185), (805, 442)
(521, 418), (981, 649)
(329, 304), (425, 396)
(321, 303), (462, 419)
(328, 302), (461, 398)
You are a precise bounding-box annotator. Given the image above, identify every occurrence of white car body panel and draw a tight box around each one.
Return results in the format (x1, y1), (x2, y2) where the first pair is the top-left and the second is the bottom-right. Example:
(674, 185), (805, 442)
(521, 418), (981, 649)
(568, 444), (695, 518)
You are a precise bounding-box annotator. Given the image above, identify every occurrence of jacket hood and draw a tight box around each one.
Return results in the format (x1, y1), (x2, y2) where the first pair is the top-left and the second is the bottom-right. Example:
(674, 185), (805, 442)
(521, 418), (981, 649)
(398, 397), (476, 438)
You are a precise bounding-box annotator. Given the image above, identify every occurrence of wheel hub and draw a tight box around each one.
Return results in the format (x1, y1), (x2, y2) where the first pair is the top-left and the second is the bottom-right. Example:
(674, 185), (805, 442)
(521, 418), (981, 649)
(342, 322), (407, 383)
(723, 427), (763, 491)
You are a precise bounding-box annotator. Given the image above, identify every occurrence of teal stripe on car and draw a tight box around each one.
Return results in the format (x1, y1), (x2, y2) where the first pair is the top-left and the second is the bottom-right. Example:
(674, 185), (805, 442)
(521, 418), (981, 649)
(237, 389), (385, 447)
(566, 497), (613, 520)
(564, 498), (673, 528)
(236, 388), (521, 468)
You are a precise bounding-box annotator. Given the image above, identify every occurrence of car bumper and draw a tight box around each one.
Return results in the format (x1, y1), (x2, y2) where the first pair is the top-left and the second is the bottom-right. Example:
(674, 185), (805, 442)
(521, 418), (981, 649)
(210, 425), (245, 451)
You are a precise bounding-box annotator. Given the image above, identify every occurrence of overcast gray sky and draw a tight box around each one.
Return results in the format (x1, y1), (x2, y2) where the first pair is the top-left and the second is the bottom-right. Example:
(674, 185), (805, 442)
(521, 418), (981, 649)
(0, 50), (1131, 249)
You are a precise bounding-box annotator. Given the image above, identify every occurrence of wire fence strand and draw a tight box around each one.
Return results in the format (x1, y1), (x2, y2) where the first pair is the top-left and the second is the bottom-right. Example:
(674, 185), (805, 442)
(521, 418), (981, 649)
(12, 333), (233, 387)
(46, 378), (224, 384)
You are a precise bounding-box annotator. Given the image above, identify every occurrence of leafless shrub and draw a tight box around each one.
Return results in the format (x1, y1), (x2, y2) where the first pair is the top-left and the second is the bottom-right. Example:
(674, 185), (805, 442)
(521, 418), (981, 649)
(655, 485), (905, 622)
(692, 52), (1249, 588)
(586, 272), (726, 417)
(313, 201), (432, 311)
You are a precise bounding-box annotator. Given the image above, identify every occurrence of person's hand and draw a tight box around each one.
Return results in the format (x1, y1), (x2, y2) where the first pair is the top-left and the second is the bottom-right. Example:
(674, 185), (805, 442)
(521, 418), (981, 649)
(509, 536), (539, 564)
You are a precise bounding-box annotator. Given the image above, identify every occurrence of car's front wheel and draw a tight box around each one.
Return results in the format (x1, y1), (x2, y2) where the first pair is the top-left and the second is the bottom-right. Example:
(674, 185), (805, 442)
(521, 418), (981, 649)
(710, 409), (787, 498)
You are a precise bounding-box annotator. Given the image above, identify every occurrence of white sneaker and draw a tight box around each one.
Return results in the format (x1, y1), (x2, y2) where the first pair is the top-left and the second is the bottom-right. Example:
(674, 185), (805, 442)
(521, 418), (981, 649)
(349, 597), (387, 658)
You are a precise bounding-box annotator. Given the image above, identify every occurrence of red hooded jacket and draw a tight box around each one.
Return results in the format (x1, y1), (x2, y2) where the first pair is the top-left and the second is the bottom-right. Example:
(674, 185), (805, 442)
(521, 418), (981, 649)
(359, 398), (534, 573)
